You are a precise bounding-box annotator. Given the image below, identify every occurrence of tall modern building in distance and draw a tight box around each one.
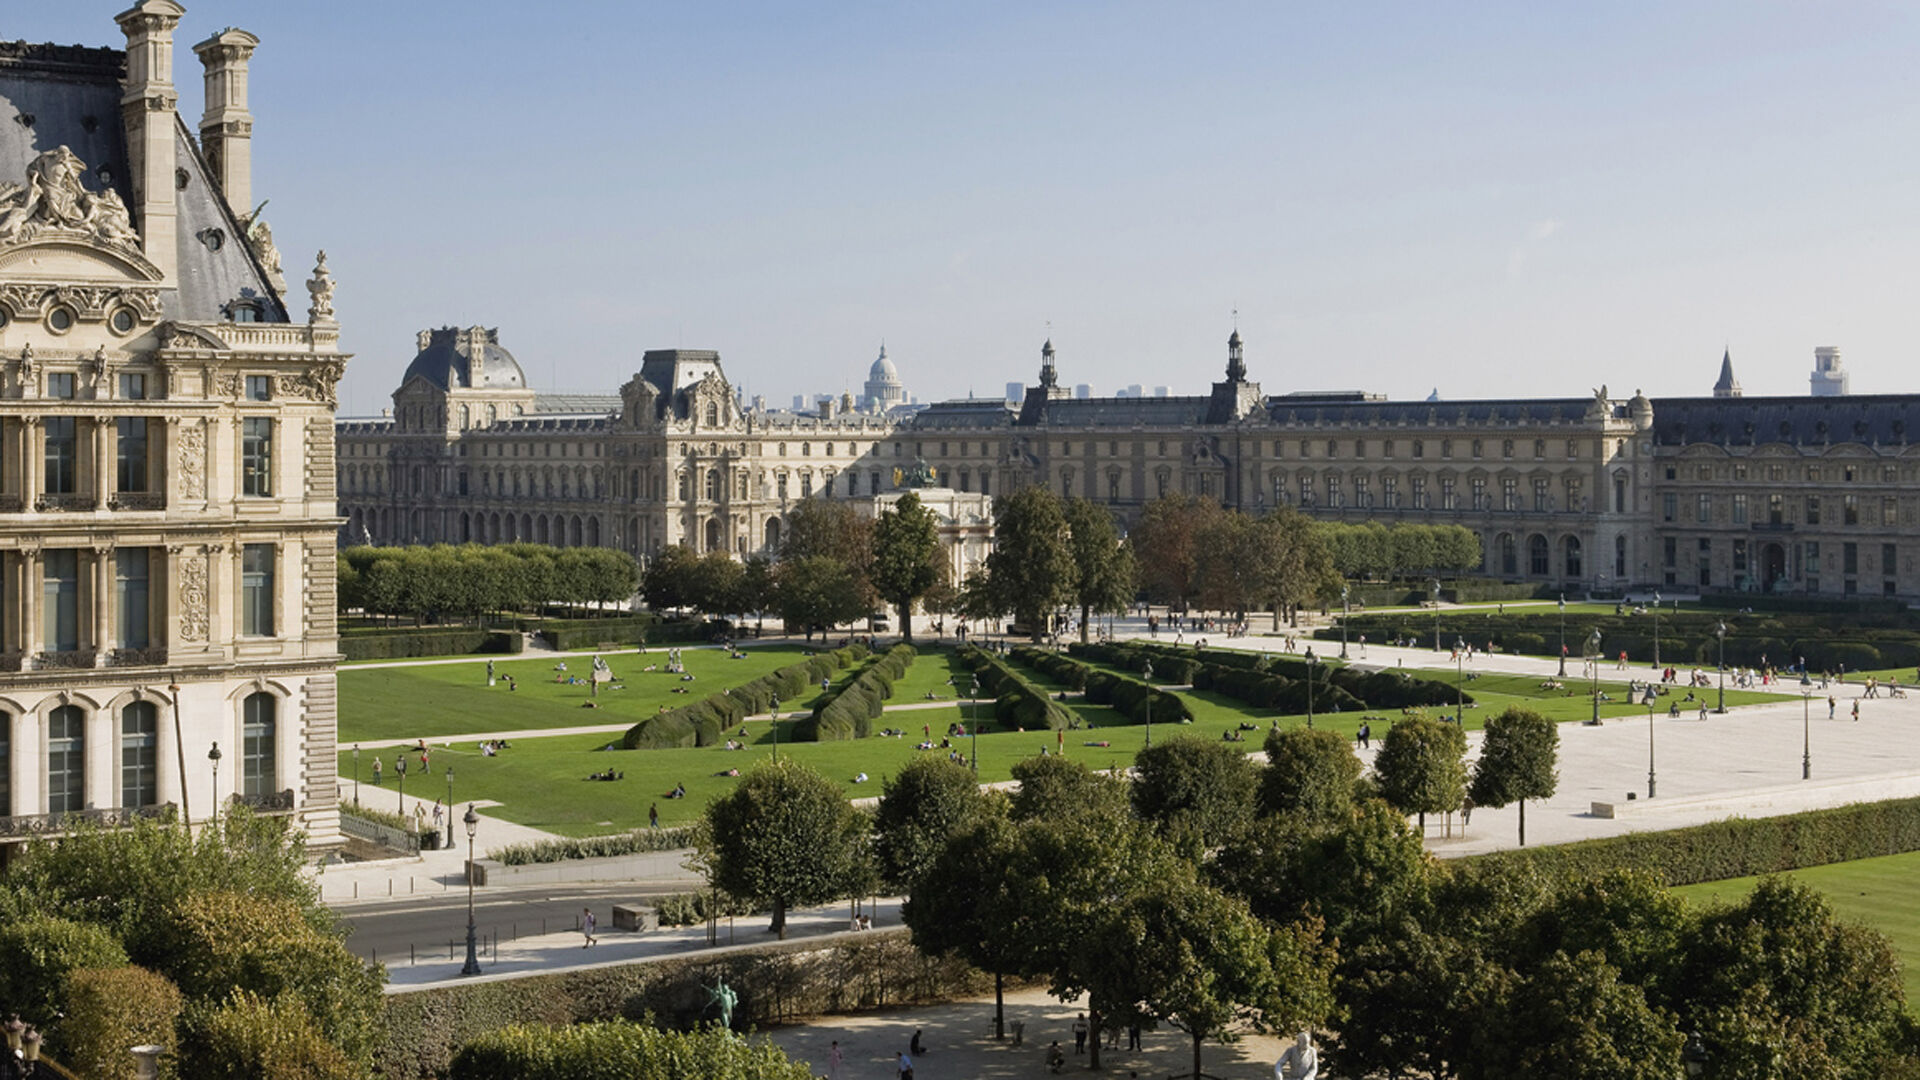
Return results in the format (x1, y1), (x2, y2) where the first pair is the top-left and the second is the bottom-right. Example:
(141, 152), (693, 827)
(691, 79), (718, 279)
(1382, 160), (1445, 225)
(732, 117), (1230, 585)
(0, 3), (348, 850)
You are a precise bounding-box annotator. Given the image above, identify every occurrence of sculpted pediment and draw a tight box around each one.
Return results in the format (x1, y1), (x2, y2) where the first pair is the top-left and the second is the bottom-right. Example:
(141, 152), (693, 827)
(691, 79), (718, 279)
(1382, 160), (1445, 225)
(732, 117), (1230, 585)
(154, 321), (231, 350)
(0, 147), (157, 283)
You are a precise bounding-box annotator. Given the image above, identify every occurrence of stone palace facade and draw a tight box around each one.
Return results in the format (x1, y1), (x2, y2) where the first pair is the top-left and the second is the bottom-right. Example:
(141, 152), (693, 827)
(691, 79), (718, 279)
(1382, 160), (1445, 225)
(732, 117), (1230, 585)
(0, 4), (347, 849)
(338, 326), (1920, 602)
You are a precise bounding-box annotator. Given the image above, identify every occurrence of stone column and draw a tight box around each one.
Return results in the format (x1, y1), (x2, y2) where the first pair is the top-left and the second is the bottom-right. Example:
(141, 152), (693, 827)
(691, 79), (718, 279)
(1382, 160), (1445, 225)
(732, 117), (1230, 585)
(115, 0), (184, 285)
(90, 544), (112, 661)
(93, 417), (113, 508)
(19, 418), (38, 508)
(18, 548), (40, 657)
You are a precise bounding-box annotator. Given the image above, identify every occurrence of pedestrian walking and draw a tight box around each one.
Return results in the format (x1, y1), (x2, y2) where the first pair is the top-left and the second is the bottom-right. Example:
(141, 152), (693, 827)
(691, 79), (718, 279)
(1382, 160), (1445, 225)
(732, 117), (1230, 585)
(826, 1040), (844, 1078)
(649, 803), (659, 829)
(1074, 1013), (1089, 1055)
(1852, 700), (1861, 722)
(582, 907), (598, 947)
(1829, 695), (1837, 720)
(1357, 721), (1371, 750)
(897, 1050), (914, 1080)
(1128, 1022), (1142, 1051)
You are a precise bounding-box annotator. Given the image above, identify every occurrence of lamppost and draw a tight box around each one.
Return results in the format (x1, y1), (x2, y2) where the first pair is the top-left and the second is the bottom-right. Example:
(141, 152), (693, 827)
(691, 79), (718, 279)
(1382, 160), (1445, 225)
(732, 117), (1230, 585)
(1142, 660), (1154, 748)
(445, 764), (455, 819)
(1714, 621), (1728, 714)
(207, 743), (223, 828)
(3, 1015), (42, 1078)
(1430, 579), (1442, 652)
(1454, 637), (1466, 724)
(353, 744), (361, 807)
(1587, 630), (1603, 725)
(460, 804), (482, 976)
(396, 753), (408, 815)
(1339, 583), (1350, 660)
(1304, 651), (1316, 730)
(1645, 685), (1659, 799)
(1557, 594), (1567, 676)
(167, 681), (190, 829)
(960, 676), (978, 774)
(1802, 676), (1813, 781)
(1652, 590), (1662, 671)
(769, 695), (780, 762)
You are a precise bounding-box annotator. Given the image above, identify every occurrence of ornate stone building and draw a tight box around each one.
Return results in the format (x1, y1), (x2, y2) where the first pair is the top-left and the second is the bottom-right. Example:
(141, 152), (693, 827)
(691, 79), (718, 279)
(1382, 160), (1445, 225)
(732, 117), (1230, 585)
(339, 329), (1920, 603)
(0, 4), (347, 849)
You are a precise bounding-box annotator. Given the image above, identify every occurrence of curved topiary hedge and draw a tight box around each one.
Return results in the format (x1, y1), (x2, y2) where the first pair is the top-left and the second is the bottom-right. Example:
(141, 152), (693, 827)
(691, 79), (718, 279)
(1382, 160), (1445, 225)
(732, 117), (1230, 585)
(795, 644), (917, 741)
(622, 646), (868, 749)
(957, 646), (1074, 730)
(1013, 646), (1192, 726)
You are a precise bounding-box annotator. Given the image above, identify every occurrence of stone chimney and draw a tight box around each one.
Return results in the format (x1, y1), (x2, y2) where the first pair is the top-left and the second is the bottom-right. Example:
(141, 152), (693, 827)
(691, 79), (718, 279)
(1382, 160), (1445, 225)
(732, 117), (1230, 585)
(194, 27), (259, 218)
(116, 0), (185, 284)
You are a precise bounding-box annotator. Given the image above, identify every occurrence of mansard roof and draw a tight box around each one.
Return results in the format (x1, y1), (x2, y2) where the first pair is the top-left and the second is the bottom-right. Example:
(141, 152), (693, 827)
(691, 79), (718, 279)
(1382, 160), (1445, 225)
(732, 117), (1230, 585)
(1649, 395), (1920, 448)
(1266, 397), (1606, 426)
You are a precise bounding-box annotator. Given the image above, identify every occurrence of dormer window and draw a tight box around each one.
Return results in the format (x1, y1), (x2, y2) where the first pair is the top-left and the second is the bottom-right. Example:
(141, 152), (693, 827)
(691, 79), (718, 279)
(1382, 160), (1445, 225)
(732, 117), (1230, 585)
(230, 302), (259, 323)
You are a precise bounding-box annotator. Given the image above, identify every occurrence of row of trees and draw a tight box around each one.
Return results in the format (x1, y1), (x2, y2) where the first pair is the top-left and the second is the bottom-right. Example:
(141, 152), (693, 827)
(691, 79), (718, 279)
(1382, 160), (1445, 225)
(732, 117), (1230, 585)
(1314, 521), (1483, 581)
(340, 543), (639, 623)
(703, 709), (1917, 1078)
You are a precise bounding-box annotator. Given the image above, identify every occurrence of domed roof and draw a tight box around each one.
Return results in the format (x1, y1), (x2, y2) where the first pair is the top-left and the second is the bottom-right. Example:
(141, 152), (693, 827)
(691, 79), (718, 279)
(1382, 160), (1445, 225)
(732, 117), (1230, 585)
(868, 344), (900, 384)
(402, 327), (527, 391)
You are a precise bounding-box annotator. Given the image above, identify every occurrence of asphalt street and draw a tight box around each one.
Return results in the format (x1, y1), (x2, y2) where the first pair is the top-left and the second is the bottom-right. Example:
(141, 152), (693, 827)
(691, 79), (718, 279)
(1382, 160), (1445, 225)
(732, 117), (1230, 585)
(337, 881), (704, 969)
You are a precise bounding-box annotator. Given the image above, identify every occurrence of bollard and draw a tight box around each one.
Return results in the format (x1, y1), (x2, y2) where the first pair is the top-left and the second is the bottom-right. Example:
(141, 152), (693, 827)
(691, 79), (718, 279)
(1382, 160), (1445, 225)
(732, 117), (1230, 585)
(410, 943), (415, 966)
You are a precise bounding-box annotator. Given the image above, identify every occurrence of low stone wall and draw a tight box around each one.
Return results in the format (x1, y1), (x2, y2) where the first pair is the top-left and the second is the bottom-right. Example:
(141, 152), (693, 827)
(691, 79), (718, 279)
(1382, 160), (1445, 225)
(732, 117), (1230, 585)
(376, 929), (987, 1080)
(464, 849), (701, 887)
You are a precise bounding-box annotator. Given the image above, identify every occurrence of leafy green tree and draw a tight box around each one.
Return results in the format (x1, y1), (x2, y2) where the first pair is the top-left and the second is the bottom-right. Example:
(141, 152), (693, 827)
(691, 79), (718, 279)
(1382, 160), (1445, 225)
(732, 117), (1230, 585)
(1130, 736), (1259, 850)
(873, 756), (990, 893)
(1462, 950), (1682, 1080)
(1063, 498), (1136, 642)
(1212, 801), (1433, 948)
(641, 544), (701, 613)
(1469, 706), (1559, 846)
(954, 568), (1007, 631)
(0, 914), (128, 1020)
(1260, 726), (1363, 822)
(736, 553), (776, 632)
(780, 498), (877, 613)
(1511, 871), (1690, 994)
(1374, 713), (1468, 833)
(182, 989), (361, 1080)
(869, 491), (943, 641)
(686, 549), (745, 620)
(903, 812), (1028, 1039)
(771, 555), (869, 638)
(984, 486), (1076, 639)
(1008, 753), (1129, 823)
(58, 966), (183, 1080)
(703, 759), (865, 938)
(1130, 494), (1224, 609)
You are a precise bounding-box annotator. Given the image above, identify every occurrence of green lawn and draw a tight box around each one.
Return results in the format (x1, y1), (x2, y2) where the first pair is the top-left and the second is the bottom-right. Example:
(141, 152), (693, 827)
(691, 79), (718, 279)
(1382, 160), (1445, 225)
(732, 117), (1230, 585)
(1671, 851), (1920, 1009)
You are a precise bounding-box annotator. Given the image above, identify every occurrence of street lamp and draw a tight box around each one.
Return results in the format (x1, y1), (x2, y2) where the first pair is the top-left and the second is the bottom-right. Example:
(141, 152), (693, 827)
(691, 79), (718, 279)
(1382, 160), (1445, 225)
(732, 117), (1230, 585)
(1652, 590), (1662, 672)
(1714, 621), (1729, 714)
(1645, 685), (1659, 799)
(769, 695), (780, 762)
(4, 1015), (42, 1078)
(1586, 630), (1603, 726)
(1430, 579), (1442, 652)
(1454, 637), (1466, 724)
(460, 804), (482, 976)
(1304, 650), (1317, 730)
(396, 753), (408, 815)
(353, 744), (361, 807)
(207, 742), (223, 828)
(445, 765), (455, 832)
(1339, 583), (1350, 660)
(1142, 660), (1155, 748)
(960, 676), (978, 774)
(1802, 676), (1813, 781)
(1557, 593), (1567, 676)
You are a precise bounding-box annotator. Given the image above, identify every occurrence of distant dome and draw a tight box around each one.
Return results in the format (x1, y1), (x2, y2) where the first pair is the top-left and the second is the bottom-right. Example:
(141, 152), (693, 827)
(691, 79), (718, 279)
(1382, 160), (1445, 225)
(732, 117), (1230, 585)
(402, 327), (527, 391)
(869, 345), (900, 385)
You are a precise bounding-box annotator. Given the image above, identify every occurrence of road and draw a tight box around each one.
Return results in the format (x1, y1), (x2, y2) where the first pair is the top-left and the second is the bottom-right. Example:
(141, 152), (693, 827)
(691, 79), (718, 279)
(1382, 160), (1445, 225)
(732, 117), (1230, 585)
(336, 881), (704, 968)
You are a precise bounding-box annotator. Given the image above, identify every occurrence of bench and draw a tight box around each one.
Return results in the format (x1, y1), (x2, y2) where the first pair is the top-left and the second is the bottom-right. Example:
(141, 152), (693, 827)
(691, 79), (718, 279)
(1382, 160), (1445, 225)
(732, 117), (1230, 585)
(612, 904), (659, 932)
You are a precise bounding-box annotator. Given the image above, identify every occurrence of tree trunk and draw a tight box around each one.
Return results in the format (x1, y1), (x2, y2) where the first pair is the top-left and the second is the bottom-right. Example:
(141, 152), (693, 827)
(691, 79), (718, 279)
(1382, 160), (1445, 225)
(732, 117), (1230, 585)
(1080, 602), (1091, 643)
(1193, 1030), (1204, 1080)
(1088, 1003), (1101, 1070)
(994, 972), (1005, 1040)
(771, 897), (787, 940)
(1518, 798), (1527, 847)
(899, 602), (913, 643)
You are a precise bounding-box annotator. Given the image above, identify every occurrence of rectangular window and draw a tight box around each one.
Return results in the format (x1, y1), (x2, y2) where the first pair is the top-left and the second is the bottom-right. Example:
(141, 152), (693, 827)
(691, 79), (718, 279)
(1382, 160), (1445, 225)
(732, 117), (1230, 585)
(1696, 494), (1711, 524)
(245, 374), (272, 401)
(242, 417), (274, 497)
(1662, 493), (1677, 522)
(800, 474), (813, 498)
(1731, 494), (1748, 524)
(1844, 495), (1859, 526)
(47, 372), (75, 399)
(1806, 496), (1821, 525)
(1698, 538), (1712, 588)
(980, 472), (990, 497)
(1502, 477), (1518, 512)
(115, 548), (150, 649)
(116, 417), (149, 494)
(44, 416), (78, 494)
(1883, 497), (1898, 527)
(1844, 542), (1858, 576)
(1472, 477), (1488, 510)
(1354, 475), (1371, 507)
(0, 720), (7, 816)
(48, 707), (84, 814)
(118, 372), (147, 400)
(243, 695), (277, 797)
(1732, 539), (1748, 573)
(1768, 494), (1784, 525)
(1410, 476), (1427, 509)
(241, 543), (274, 637)
(42, 549), (81, 652)
(1326, 475), (1342, 507)
(1298, 475), (1314, 506)
(1664, 537), (1677, 568)
(121, 704), (157, 809)
(1441, 477), (1458, 510)
(1532, 478), (1549, 512)
(1382, 475), (1398, 508)
(870, 470), (881, 493)
(1412, 440), (1424, 458)
(1884, 543), (1897, 579)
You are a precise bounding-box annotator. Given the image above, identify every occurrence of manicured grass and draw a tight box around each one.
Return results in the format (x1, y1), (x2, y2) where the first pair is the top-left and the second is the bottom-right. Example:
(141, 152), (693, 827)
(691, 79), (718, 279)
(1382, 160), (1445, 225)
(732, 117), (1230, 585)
(1670, 851), (1920, 1009)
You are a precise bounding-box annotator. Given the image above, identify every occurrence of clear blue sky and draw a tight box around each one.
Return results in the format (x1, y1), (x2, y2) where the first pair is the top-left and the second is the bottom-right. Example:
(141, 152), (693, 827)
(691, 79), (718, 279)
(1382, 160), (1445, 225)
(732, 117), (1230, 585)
(22, 2), (1920, 413)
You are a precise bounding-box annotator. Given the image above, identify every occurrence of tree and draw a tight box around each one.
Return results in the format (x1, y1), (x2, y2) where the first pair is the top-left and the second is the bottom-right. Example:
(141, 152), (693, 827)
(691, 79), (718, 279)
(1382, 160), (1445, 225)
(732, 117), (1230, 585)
(983, 486), (1076, 640)
(641, 544), (701, 613)
(1374, 713), (1468, 833)
(780, 497), (876, 613)
(1130, 737), (1259, 850)
(1008, 754), (1129, 823)
(1131, 494), (1224, 609)
(771, 555), (868, 638)
(685, 549), (745, 620)
(1468, 706), (1559, 845)
(1064, 498), (1136, 642)
(1462, 950), (1682, 1080)
(873, 756), (990, 893)
(703, 759), (865, 938)
(736, 553), (776, 632)
(869, 491), (943, 642)
(1260, 726), (1363, 822)
(903, 813), (1028, 1040)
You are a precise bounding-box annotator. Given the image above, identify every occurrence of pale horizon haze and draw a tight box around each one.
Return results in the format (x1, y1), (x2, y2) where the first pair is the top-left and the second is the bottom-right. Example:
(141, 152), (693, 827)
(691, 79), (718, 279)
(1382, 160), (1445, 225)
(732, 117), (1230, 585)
(15, 2), (1920, 414)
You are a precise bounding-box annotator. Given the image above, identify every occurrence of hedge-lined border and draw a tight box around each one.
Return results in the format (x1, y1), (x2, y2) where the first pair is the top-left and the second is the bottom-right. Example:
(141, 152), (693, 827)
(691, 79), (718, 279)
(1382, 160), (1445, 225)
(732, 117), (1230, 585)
(1012, 646), (1194, 726)
(795, 644), (917, 742)
(340, 628), (522, 662)
(488, 826), (702, 866)
(621, 646), (868, 749)
(955, 646), (1074, 731)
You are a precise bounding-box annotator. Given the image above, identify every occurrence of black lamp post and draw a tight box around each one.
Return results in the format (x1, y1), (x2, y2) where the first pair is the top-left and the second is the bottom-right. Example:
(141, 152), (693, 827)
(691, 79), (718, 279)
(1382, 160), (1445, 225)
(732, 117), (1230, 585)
(396, 753), (408, 815)
(4, 1015), (41, 1079)
(1339, 583), (1350, 660)
(1430, 579), (1442, 652)
(1142, 660), (1154, 748)
(352, 744), (361, 807)
(1802, 677), (1813, 781)
(460, 804), (482, 976)
(1652, 590), (1662, 671)
(445, 765), (455, 846)
(1681, 1031), (1709, 1077)
(207, 742), (223, 828)
(1646, 686), (1659, 799)
(1454, 638), (1466, 724)
(1715, 621), (1728, 714)
(1304, 651), (1316, 730)
(960, 676), (978, 774)
(769, 695), (780, 762)
(1587, 630), (1603, 725)
(1557, 594), (1567, 676)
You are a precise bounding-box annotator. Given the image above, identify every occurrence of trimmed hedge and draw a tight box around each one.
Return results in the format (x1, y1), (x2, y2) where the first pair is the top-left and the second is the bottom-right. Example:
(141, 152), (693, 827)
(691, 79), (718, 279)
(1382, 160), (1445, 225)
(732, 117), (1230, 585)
(378, 930), (988, 1080)
(1015, 646), (1194, 727)
(340, 628), (520, 661)
(621, 647), (867, 749)
(451, 1021), (814, 1080)
(488, 826), (701, 866)
(796, 644), (916, 742)
(1070, 640), (1456, 714)
(957, 646), (1074, 730)
(1455, 795), (1920, 888)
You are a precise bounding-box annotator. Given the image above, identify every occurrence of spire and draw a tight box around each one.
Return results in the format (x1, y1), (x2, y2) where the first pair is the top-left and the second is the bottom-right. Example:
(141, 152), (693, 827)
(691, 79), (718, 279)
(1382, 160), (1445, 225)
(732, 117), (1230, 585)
(1038, 338), (1058, 390)
(1225, 328), (1246, 382)
(1713, 348), (1742, 398)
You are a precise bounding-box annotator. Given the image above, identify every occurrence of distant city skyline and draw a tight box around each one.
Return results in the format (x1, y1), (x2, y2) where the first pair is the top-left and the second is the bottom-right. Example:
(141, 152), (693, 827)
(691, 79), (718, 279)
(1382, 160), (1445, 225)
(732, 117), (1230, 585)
(21, 3), (1920, 414)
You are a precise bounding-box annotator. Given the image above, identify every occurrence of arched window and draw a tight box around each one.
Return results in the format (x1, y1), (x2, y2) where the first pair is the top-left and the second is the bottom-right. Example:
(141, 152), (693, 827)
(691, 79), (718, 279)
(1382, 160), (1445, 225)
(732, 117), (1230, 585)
(121, 701), (158, 808)
(243, 692), (277, 797)
(1563, 536), (1583, 578)
(48, 704), (85, 813)
(1499, 533), (1518, 576)
(705, 402), (718, 426)
(1528, 534), (1550, 576)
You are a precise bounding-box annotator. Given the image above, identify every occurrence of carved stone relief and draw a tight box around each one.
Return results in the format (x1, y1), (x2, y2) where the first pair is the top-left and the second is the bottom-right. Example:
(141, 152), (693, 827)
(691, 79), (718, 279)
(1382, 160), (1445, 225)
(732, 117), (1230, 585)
(178, 552), (209, 641)
(177, 420), (206, 499)
(0, 146), (140, 249)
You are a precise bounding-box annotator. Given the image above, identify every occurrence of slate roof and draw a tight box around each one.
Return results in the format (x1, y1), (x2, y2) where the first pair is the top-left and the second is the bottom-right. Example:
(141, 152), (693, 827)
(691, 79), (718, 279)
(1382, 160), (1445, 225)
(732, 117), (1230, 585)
(0, 40), (288, 322)
(1648, 395), (1920, 448)
(911, 399), (1017, 429)
(401, 328), (527, 391)
(1265, 397), (1607, 426)
(531, 392), (620, 415)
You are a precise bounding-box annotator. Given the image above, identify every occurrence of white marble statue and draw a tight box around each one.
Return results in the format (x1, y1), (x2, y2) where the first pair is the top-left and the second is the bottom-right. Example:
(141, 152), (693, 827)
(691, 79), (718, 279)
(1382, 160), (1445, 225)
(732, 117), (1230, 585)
(1275, 1030), (1318, 1080)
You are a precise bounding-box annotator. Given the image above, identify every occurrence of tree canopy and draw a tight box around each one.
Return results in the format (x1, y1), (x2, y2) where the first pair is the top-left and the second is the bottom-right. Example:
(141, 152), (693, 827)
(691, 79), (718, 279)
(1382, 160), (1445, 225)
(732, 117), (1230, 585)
(1469, 706), (1560, 846)
(983, 486), (1077, 638)
(1063, 497), (1136, 642)
(702, 759), (867, 937)
(869, 491), (944, 642)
